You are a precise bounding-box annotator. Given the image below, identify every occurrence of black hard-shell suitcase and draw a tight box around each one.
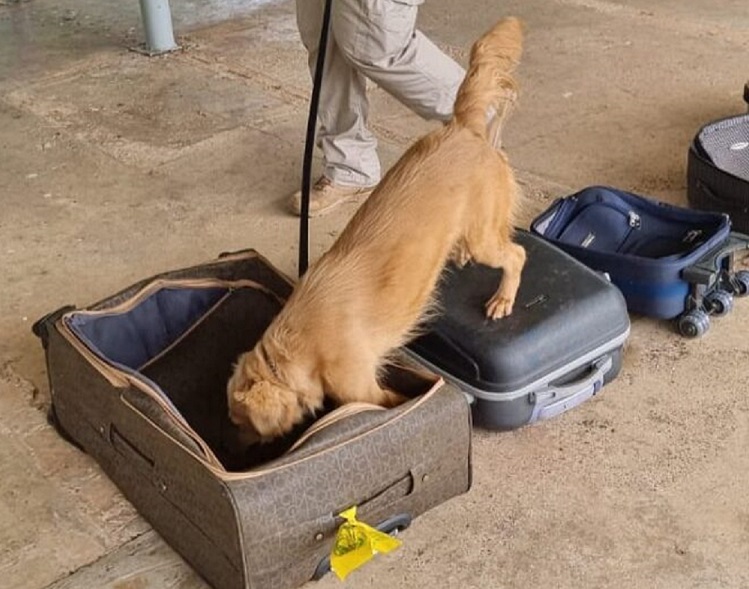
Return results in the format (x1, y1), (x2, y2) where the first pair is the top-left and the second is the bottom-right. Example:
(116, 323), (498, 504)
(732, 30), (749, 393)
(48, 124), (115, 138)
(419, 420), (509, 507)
(33, 250), (472, 589)
(407, 231), (630, 431)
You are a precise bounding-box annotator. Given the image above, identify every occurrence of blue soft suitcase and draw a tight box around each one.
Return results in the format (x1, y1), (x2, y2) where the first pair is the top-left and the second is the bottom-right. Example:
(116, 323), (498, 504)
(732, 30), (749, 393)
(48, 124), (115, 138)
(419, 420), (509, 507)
(530, 186), (749, 337)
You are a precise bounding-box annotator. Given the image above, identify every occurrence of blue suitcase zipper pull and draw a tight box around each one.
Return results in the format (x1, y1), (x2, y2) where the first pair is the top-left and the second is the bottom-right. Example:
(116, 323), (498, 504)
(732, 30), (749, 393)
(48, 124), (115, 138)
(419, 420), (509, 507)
(628, 211), (641, 229)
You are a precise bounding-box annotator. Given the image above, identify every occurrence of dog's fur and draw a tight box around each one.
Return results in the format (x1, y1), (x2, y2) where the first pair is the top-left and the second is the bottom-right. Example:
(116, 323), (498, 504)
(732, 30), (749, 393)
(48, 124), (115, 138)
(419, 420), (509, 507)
(228, 17), (526, 441)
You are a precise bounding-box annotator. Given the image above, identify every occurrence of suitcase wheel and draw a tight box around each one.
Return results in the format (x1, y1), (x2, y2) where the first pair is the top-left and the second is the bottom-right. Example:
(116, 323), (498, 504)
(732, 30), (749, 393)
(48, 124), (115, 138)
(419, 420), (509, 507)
(311, 513), (412, 581)
(677, 309), (710, 338)
(704, 289), (733, 317)
(729, 270), (749, 297)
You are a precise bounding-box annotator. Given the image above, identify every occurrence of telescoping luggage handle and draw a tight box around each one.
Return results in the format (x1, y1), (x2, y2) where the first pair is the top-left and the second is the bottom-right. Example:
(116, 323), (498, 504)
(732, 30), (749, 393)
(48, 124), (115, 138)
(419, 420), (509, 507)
(682, 231), (749, 288)
(529, 355), (612, 423)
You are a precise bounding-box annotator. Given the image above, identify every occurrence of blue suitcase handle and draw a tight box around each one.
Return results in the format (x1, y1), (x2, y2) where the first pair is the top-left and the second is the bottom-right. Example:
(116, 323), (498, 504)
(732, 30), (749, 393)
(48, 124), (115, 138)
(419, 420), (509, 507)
(682, 231), (749, 287)
(530, 356), (612, 423)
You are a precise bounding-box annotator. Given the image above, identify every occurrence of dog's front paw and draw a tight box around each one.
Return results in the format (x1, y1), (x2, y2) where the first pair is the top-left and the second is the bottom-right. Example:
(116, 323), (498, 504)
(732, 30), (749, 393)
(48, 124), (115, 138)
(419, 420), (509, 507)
(485, 294), (514, 319)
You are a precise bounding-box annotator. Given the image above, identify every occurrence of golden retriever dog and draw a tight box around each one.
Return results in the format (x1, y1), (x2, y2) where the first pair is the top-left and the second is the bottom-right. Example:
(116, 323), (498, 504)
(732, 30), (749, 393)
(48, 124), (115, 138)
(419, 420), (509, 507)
(228, 17), (526, 440)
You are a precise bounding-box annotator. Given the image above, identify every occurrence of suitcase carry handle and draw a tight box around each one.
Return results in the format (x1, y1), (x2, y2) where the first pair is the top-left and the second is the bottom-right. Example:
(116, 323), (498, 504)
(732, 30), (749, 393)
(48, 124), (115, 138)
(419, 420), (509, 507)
(530, 356), (612, 423)
(32, 304), (76, 349)
(692, 177), (740, 207)
(682, 231), (749, 287)
(311, 513), (412, 581)
(217, 247), (259, 259)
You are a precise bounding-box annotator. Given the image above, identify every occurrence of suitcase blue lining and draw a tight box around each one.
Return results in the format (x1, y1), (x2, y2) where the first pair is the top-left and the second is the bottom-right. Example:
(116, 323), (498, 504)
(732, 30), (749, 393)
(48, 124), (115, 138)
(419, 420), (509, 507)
(535, 186), (729, 263)
(65, 287), (228, 371)
(63, 286), (233, 420)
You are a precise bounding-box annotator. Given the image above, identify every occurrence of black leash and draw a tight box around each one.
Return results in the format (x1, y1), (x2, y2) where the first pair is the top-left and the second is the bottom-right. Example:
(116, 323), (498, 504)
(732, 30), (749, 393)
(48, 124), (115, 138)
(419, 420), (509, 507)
(299, 0), (334, 277)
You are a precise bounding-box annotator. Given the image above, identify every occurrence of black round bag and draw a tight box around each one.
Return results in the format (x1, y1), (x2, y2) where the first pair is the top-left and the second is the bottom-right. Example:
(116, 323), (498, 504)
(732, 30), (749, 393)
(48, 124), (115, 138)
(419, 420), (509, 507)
(687, 113), (749, 233)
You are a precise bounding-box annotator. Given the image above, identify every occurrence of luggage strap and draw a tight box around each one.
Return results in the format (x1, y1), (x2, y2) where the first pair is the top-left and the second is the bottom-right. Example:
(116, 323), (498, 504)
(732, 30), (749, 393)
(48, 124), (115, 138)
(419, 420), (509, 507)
(298, 0), (334, 277)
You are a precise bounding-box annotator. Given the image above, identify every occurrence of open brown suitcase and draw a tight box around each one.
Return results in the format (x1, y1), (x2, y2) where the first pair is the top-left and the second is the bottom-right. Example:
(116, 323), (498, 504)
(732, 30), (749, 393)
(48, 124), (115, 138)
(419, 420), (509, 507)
(33, 250), (472, 589)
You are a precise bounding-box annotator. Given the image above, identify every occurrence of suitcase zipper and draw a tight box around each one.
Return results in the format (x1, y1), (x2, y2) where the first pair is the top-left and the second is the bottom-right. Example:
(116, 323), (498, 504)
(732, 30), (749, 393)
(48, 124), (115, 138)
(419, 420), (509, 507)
(59, 278), (285, 383)
(58, 326), (131, 388)
(118, 373), (447, 480)
(536, 197), (577, 237)
(219, 377), (446, 481)
(67, 277), (285, 318)
(615, 210), (642, 253)
(216, 249), (295, 287)
(118, 393), (227, 469)
(57, 278), (289, 467)
(627, 211), (641, 228)
(556, 200), (642, 251)
(285, 403), (386, 454)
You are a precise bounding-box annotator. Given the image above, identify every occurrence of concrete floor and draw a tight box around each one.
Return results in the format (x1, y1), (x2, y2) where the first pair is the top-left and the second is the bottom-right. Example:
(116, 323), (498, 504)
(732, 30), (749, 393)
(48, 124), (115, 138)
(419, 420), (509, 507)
(2, 0), (749, 587)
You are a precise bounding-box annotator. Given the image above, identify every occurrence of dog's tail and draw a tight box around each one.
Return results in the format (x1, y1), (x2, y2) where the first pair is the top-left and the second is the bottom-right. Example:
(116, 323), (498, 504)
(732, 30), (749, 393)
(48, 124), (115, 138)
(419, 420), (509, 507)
(452, 17), (524, 145)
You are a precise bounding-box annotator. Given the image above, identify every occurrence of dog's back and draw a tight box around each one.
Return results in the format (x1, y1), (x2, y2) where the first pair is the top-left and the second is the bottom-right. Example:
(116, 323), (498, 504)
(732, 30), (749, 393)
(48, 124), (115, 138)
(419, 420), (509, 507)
(285, 17), (525, 352)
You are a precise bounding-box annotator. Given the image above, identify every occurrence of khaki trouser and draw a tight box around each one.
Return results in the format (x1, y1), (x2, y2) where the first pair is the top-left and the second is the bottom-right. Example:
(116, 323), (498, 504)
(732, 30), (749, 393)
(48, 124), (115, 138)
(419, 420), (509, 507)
(296, 0), (466, 187)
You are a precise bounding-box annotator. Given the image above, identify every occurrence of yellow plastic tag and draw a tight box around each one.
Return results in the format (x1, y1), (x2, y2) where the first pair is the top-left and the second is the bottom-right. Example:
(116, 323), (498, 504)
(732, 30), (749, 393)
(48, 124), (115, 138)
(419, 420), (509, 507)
(330, 506), (402, 580)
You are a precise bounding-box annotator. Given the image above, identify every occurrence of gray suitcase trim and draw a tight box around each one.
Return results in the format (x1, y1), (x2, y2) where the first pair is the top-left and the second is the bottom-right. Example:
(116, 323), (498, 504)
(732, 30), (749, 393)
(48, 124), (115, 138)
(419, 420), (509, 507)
(406, 326), (628, 430)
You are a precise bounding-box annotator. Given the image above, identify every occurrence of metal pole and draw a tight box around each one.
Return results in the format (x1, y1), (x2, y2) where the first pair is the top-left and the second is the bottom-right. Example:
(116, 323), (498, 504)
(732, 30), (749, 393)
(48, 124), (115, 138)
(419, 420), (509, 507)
(138, 0), (179, 55)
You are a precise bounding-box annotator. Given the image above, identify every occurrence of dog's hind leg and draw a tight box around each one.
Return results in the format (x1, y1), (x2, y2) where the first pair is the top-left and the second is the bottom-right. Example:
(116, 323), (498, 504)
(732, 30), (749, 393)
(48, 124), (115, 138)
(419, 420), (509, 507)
(325, 360), (408, 409)
(449, 237), (473, 267)
(338, 376), (408, 408)
(365, 384), (409, 408)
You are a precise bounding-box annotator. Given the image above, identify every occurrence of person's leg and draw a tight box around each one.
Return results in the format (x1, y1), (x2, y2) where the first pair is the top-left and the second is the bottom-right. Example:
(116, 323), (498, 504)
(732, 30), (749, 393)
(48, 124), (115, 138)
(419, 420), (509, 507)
(333, 0), (466, 122)
(296, 0), (381, 188)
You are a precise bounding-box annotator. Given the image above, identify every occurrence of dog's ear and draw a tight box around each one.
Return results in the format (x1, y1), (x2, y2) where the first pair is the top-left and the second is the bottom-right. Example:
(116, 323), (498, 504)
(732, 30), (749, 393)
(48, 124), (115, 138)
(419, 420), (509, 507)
(230, 380), (305, 439)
